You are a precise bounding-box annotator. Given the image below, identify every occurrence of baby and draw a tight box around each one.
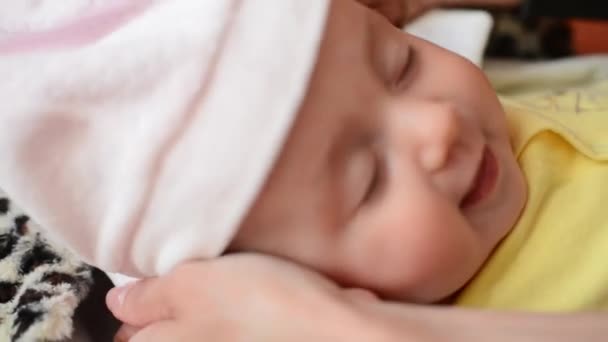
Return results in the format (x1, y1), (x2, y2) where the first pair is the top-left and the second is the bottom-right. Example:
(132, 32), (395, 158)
(230, 1), (527, 304)
(1, 0), (606, 312)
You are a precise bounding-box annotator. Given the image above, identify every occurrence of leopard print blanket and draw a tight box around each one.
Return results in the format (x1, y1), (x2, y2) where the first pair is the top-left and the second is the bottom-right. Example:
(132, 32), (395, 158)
(0, 190), (93, 342)
(487, 10), (573, 60)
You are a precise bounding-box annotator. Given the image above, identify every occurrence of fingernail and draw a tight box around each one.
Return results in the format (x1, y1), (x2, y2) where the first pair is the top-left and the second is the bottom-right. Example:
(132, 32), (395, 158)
(107, 282), (135, 311)
(114, 325), (139, 342)
(114, 330), (127, 342)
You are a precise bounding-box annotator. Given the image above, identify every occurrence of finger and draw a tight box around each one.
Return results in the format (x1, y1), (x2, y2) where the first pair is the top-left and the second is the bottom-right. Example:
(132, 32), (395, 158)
(377, 0), (407, 26)
(128, 321), (185, 342)
(106, 278), (176, 327)
(358, 0), (406, 26)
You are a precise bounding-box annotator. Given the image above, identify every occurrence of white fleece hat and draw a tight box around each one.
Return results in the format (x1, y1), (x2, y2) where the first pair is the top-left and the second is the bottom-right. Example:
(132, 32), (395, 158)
(131, 0), (331, 275)
(0, 0), (330, 279)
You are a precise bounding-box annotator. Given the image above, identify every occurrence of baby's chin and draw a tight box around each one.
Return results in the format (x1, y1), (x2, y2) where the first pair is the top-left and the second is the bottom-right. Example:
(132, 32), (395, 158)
(404, 283), (474, 304)
(391, 288), (463, 305)
(390, 253), (492, 304)
(405, 283), (475, 305)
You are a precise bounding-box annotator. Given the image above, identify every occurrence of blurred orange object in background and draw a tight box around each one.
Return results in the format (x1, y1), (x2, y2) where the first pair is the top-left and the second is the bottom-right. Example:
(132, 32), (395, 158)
(570, 20), (608, 54)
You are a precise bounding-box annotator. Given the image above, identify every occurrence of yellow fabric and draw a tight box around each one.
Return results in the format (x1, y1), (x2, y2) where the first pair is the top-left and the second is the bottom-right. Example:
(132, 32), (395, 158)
(455, 80), (608, 311)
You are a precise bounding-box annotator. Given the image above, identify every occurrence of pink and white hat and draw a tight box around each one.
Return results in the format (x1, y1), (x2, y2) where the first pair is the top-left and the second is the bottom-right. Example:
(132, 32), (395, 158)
(0, 0), (329, 278)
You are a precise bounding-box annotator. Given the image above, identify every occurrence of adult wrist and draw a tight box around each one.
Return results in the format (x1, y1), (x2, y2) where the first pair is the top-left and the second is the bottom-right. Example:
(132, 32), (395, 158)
(344, 299), (435, 341)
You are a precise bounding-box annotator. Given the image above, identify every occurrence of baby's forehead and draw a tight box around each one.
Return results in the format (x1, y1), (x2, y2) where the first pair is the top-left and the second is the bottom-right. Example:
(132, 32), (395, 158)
(260, 1), (406, 201)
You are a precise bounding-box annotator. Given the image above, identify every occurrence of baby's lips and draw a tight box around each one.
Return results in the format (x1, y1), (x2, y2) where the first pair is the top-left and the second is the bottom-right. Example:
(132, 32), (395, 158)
(460, 146), (499, 209)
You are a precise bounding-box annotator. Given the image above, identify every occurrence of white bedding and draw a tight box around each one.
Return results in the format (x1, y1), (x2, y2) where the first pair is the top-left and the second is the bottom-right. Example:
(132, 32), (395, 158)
(405, 9), (608, 91)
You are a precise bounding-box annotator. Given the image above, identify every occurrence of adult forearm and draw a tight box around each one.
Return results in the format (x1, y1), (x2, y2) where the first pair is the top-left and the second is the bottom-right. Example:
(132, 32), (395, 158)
(360, 301), (608, 342)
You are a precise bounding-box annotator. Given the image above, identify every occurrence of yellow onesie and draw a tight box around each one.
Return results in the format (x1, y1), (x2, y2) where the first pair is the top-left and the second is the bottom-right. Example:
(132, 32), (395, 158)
(456, 79), (608, 311)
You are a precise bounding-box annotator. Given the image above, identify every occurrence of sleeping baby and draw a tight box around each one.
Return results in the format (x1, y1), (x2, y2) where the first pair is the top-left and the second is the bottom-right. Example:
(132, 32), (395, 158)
(1, 0), (607, 317)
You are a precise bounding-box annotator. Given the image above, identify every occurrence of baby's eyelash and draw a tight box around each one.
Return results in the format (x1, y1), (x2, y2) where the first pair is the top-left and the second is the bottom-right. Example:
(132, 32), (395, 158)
(393, 44), (414, 90)
(362, 151), (383, 204)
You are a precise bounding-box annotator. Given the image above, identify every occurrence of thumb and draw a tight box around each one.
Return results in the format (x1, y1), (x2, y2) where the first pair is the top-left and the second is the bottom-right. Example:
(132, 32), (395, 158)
(106, 278), (176, 327)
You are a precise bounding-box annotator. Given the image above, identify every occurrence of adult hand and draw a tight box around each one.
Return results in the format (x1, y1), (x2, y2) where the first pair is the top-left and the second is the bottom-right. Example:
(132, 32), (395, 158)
(359, 0), (522, 26)
(357, 0), (409, 27)
(106, 254), (415, 342)
(357, 0), (449, 26)
(106, 253), (608, 342)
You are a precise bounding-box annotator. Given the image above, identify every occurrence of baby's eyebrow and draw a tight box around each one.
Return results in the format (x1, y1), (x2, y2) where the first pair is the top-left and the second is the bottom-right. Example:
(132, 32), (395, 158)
(366, 9), (397, 83)
(364, 11), (378, 72)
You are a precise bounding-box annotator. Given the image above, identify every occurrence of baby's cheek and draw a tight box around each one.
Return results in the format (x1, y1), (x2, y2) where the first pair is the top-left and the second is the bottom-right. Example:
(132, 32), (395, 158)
(349, 204), (483, 302)
(339, 211), (427, 298)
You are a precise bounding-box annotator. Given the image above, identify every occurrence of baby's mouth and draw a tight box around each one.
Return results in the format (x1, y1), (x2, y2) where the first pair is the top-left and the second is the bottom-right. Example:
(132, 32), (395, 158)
(460, 146), (499, 209)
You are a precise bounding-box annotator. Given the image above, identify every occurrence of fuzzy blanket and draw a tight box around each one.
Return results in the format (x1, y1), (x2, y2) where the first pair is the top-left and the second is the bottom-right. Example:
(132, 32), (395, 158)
(0, 189), (93, 341)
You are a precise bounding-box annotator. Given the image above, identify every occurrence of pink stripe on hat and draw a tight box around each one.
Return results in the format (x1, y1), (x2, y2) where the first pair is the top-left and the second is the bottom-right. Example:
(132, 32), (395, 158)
(0, 1), (152, 54)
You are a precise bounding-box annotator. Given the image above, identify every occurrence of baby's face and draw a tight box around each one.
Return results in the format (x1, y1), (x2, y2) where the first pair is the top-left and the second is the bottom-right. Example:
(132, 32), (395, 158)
(232, 0), (526, 303)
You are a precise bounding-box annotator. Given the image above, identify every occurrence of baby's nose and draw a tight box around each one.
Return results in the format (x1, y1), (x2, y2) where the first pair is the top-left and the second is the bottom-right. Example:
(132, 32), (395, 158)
(417, 103), (461, 172)
(389, 101), (463, 173)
